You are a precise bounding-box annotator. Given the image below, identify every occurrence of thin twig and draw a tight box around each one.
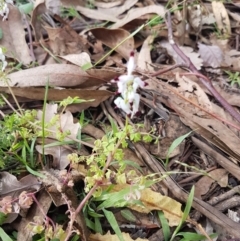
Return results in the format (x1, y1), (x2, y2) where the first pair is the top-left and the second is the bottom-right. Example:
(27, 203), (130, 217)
(165, 12), (240, 123)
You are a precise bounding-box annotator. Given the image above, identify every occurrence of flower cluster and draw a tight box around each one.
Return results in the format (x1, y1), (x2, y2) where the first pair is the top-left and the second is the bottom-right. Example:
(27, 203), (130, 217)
(0, 0), (13, 21)
(112, 51), (147, 118)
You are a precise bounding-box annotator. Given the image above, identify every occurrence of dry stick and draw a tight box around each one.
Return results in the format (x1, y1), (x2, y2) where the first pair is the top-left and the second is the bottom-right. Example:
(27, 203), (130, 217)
(165, 12), (240, 123)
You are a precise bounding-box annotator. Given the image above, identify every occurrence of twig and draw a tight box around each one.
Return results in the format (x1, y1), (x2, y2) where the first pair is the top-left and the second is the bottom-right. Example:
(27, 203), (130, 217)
(165, 12), (240, 123)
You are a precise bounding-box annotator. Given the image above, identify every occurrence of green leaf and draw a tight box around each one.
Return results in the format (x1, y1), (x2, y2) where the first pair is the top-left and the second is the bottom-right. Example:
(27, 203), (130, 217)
(170, 186), (195, 241)
(96, 187), (131, 209)
(26, 165), (46, 178)
(182, 186), (195, 222)
(177, 232), (211, 240)
(94, 217), (103, 234)
(0, 227), (13, 241)
(70, 234), (80, 241)
(0, 212), (7, 225)
(165, 131), (192, 166)
(102, 208), (125, 241)
(18, 3), (34, 14)
(109, 116), (118, 135)
(85, 217), (95, 231)
(120, 209), (137, 223)
(81, 62), (93, 71)
(158, 211), (170, 241)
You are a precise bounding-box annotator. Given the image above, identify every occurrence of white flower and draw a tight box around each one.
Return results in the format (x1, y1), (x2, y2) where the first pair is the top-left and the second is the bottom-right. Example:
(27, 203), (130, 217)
(0, 47), (7, 71)
(0, 0), (13, 21)
(111, 51), (147, 118)
(114, 97), (131, 116)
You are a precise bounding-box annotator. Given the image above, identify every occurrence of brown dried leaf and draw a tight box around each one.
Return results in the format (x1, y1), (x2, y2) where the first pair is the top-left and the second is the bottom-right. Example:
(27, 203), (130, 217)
(161, 41), (203, 70)
(0, 87), (112, 111)
(198, 43), (223, 68)
(45, 0), (61, 14)
(91, 28), (134, 60)
(0, 5), (32, 64)
(90, 231), (148, 241)
(94, 0), (123, 9)
(195, 169), (228, 199)
(175, 73), (212, 112)
(31, 2), (47, 41)
(43, 23), (89, 55)
(75, 5), (118, 21)
(137, 35), (154, 72)
(212, 1), (231, 36)
(95, 0), (138, 17)
(0, 172), (41, 197)
(110, 5), (165, 29)
(36, 145), (71, 169)
(37, 104), (80, 141)
(187, 4), (202, 33)
(1, 64), (117, 88)
(60, 52), (91, 67)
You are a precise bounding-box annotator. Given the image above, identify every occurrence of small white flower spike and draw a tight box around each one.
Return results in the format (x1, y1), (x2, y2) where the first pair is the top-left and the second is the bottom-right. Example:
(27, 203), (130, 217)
(0, 47), (7, 71)
(131, 93), (140, 118)
(114, 97), (131, 115)
(133, 77), (147, 88)
(117, 80), (127, 94)
(1, 60), (7, 71)
(0, 3), (9, 21)
(112, 51), (146, 118)
(127, 51), (135, 76)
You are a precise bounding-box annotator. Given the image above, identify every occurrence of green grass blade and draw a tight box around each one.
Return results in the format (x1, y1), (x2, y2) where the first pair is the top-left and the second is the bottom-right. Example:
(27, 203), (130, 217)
(170, 186), (195, 241)
(158, 211), (170, 241)
(0, 227), (13, 241)
(94, 217), (103, 234)
(41, 80), (49, 159)
(165, 131), (192, 166)
(102, 208), (125, 241)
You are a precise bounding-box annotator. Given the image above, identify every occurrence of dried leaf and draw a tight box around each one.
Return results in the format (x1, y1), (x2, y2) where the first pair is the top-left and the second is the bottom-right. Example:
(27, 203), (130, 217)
(36, 145), (71, 169)
(0, 87), (112, 111)
(137, 35), (154, 72)
(91, 28), (134, 60)
(45, 0), (61, 14)
(228, 209), (240, 223)
(94, 0), (122, 9)
(37, 104), (80, 141)
(95, 0), (138, 17)
(161, 41), (203, 70)
(1, 64), (117, 88)
(60, 52), (91, 67)
(0, 5), (32, 64)
(187, 4), (202, 33)
(198, 43), (223, 68)
(0, 172), (40, 197)
(31, 2), (47, 41)
(110, 5), (165, 29)
(195, 169), (228, 199)
(90, 231), (148, 241)
(175, 73), (212, 112)
(75, 5), (118, 22)
(212, 1), (231, 36)
(43, 24), (89, 55)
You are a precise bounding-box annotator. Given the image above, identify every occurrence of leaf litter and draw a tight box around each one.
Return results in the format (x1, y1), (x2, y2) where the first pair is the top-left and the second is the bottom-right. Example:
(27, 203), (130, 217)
(1, 0), (240, 240)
